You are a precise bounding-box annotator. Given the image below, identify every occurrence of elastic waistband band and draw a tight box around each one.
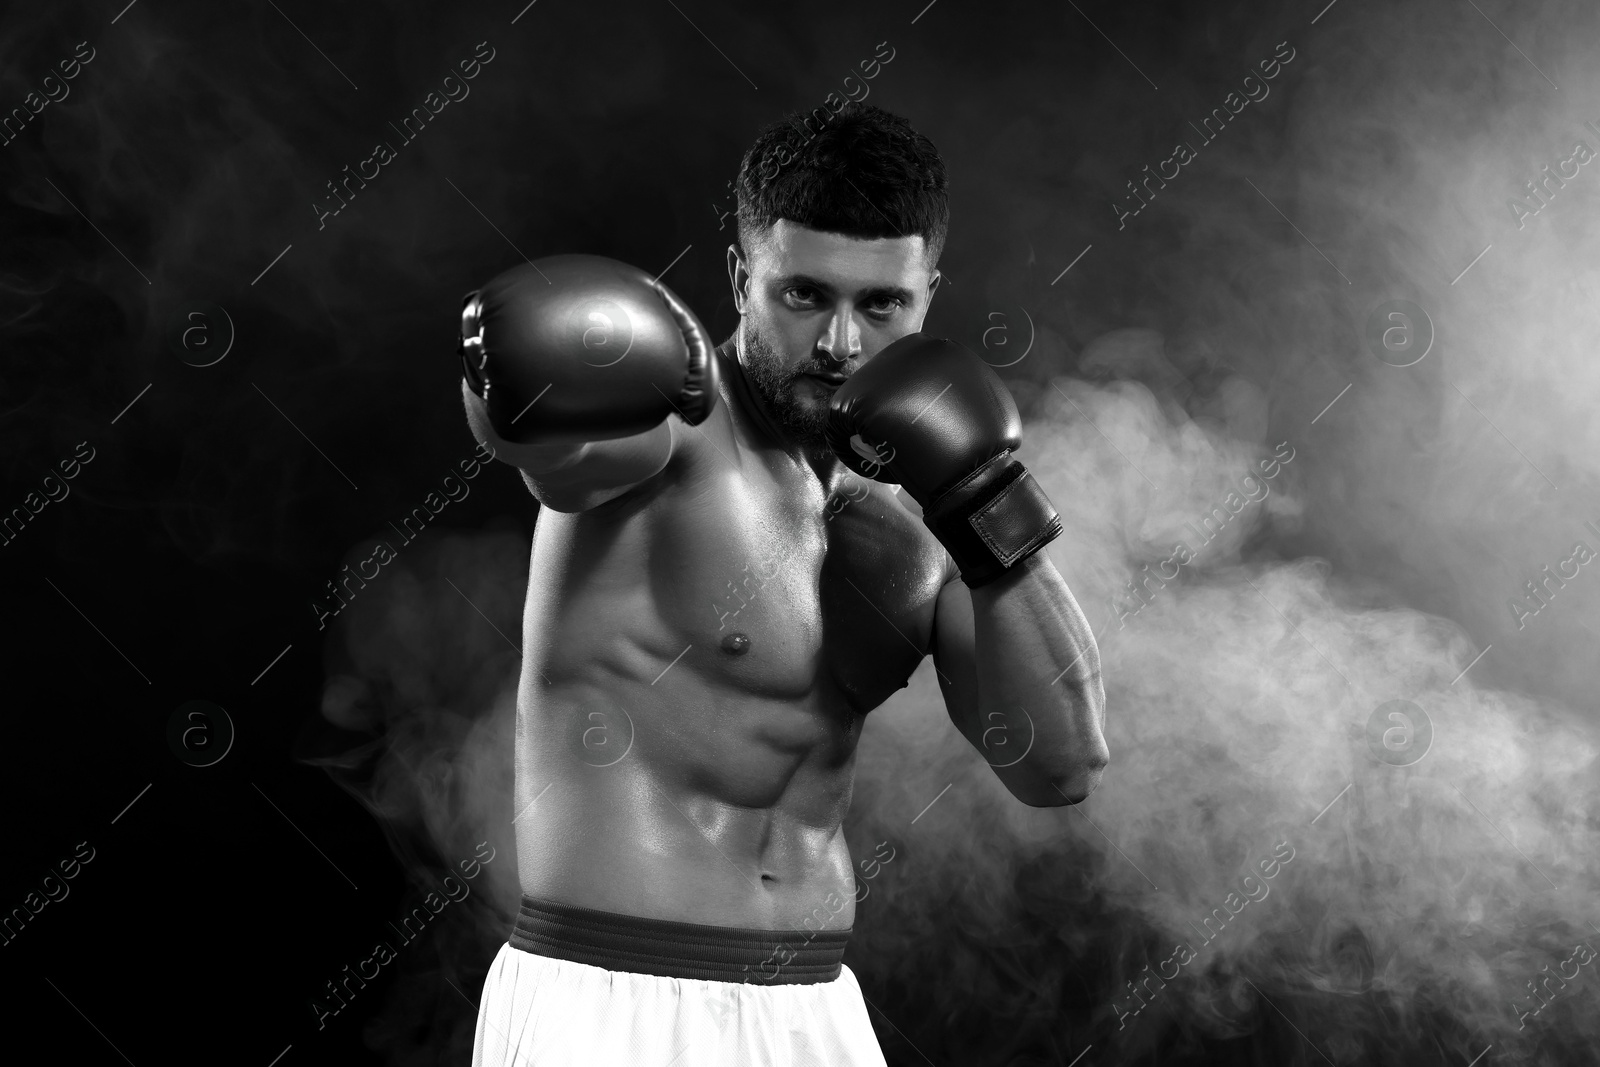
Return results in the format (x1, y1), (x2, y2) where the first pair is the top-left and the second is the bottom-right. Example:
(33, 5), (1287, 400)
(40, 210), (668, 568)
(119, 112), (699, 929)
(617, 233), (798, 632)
(508, 895), (850, 985)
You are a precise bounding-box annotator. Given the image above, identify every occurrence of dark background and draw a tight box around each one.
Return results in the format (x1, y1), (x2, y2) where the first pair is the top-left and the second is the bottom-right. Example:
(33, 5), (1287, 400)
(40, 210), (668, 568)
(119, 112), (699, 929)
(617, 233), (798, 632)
(5, 0), (1600, 1064)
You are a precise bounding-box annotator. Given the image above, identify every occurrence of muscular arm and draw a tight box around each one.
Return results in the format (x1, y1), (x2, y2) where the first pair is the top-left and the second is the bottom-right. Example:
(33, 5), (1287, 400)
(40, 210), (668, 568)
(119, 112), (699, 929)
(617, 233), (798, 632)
(462, 380), (674, 513)
(930, 550), (1108, 806)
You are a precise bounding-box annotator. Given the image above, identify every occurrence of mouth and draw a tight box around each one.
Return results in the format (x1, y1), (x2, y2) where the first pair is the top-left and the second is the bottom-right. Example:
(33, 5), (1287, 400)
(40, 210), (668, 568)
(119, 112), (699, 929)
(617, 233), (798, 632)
(802, 371), (849, 387)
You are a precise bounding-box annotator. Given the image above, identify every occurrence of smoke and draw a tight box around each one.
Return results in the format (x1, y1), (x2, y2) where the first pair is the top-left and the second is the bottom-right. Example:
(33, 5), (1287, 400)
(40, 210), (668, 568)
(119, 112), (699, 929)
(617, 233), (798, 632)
(847, 354), (1600, 1063)
(301, 519), (527, 1065)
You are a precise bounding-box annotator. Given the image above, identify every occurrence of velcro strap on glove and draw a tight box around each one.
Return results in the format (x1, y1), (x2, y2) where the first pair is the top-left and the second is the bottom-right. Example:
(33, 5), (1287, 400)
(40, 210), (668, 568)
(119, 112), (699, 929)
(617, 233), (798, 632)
(920, 450), (1063, 588)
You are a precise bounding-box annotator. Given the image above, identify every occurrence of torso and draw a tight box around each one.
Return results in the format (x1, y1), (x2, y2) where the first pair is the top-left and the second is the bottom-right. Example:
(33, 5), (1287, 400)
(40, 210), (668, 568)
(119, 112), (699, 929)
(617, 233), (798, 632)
(512, 338), (951, 932)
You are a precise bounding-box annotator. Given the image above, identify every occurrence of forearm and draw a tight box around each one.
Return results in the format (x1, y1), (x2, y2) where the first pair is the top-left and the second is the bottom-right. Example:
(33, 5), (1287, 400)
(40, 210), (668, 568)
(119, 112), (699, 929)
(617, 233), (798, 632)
(970, 552), (1107, 805)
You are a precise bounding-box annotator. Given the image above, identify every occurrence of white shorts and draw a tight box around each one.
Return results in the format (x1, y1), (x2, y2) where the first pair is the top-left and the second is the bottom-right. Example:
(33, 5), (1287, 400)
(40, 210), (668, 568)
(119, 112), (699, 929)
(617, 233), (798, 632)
(470, 943), (888, 1067)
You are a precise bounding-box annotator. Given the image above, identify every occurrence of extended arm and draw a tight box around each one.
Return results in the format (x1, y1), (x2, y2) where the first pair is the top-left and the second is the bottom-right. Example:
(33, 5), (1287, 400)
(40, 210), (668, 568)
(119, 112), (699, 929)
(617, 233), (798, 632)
(456, 254), (717, 513)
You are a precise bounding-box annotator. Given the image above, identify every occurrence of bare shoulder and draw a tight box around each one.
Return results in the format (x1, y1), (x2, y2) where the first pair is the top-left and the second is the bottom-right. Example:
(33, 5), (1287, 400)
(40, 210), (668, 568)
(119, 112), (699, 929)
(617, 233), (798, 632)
(827, 477), (947, 583)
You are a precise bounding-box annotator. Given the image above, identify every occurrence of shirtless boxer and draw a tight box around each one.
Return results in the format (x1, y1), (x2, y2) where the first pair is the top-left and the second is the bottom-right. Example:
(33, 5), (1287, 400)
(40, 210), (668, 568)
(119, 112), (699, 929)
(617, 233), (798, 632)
(461, 103), (1107, 1066)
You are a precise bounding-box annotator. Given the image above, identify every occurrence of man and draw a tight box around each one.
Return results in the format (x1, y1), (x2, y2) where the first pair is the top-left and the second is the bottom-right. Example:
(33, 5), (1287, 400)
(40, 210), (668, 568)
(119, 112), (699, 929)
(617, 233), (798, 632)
(459, 103), (1107, 1066)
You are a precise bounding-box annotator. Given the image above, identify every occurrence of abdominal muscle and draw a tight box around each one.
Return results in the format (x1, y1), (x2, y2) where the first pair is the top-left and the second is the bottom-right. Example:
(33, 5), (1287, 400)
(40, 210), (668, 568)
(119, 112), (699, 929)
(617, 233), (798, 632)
(511, 675), (862, 934)
(509, 515), (864, 934)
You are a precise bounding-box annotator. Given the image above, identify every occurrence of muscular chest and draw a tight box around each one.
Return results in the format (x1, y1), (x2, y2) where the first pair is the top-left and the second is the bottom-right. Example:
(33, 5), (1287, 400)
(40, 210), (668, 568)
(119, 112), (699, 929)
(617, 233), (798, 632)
(655, 454), (948, 712)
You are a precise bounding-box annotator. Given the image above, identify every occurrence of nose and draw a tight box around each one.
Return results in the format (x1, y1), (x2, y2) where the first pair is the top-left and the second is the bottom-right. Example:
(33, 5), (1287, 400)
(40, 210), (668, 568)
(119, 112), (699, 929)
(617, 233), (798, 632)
(817, 306), (862, 366)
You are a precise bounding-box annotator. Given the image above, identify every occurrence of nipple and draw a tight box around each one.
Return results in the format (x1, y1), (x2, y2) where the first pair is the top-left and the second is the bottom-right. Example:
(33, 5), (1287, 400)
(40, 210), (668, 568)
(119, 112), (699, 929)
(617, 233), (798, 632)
(721, 632), (751, 655)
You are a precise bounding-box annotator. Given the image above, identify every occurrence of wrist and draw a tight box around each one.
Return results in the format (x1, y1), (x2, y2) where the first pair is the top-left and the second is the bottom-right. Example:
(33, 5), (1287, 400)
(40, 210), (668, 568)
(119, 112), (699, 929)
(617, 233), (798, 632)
(920, 451), (1062, 588)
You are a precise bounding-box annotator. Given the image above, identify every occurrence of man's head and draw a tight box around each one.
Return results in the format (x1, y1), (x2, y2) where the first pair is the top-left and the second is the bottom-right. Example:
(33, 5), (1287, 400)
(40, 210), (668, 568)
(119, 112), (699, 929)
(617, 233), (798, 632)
(727, 103), (948, 447)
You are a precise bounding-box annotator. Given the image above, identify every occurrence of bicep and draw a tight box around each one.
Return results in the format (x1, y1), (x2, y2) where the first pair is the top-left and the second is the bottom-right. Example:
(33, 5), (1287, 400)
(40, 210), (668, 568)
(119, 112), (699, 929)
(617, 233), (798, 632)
(461, 380), (674, 513)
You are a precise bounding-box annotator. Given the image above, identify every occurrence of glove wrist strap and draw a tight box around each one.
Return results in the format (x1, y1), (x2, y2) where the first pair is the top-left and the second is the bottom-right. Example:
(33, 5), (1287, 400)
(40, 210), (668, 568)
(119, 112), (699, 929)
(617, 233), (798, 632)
(921, 450), (1063, 588)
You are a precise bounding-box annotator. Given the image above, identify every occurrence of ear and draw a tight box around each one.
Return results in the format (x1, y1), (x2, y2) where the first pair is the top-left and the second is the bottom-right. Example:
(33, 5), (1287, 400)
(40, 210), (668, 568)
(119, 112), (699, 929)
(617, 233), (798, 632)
(917, 269), (942, 326)
(727, 244), (751, 315)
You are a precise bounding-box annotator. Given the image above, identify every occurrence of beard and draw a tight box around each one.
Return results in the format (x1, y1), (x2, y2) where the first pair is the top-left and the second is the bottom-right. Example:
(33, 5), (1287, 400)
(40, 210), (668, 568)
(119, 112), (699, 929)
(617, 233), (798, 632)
(738, 317), (833, 447)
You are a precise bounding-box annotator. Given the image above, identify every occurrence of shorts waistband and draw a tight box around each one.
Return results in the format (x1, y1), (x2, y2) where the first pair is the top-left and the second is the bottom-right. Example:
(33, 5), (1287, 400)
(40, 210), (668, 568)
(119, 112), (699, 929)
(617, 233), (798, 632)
(508, 895), (850, 985)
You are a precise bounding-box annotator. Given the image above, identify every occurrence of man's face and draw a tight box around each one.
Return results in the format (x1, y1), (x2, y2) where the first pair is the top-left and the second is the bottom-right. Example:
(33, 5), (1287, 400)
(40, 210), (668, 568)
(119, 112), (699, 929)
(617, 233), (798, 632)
(728, 220), (941, 446)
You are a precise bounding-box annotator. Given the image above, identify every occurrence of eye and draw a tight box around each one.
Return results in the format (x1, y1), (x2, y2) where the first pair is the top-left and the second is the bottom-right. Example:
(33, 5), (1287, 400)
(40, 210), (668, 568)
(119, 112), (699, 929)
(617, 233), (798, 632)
(866, 296), (903, 316)
(783, 286), (821, 308)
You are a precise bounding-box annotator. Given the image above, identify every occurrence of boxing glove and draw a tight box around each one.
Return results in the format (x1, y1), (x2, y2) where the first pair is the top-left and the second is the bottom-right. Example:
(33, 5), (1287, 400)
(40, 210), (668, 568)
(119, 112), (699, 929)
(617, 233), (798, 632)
(825, 333), (1062, 587)
(459, 254), (718, 446)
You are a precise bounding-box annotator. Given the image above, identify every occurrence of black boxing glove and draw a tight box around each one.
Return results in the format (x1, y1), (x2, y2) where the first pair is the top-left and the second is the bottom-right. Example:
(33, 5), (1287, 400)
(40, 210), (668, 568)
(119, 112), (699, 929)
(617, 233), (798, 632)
(459, 254), (718, 445)
(825, 333), (1062, 588)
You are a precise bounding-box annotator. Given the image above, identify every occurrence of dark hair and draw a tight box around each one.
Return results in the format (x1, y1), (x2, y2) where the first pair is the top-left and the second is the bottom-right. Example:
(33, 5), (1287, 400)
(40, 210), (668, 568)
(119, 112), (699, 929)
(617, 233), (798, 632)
(735, 102), (949, 267)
